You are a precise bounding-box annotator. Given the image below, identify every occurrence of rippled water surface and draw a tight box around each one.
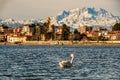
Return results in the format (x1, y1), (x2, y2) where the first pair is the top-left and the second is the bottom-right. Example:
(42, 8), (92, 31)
(0, 45), (120, 80)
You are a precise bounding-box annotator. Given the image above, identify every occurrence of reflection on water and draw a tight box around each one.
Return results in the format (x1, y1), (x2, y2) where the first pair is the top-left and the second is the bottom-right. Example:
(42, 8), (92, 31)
(0, 45), (120, 80)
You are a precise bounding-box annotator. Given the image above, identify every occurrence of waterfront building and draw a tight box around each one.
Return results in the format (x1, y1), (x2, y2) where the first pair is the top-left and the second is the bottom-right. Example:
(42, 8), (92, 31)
(78, 26), (93, 34)
(7, 35), (26, 43)
(21, 24), (35, 36)
(106, 31), (120, 40)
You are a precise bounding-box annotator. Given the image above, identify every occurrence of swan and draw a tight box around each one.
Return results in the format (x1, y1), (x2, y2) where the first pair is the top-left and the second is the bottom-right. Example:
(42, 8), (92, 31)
(59, 54), (74, 68)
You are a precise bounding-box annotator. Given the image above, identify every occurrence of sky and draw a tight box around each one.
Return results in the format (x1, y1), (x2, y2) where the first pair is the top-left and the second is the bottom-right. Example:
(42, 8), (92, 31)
(0, 0), (120, 20)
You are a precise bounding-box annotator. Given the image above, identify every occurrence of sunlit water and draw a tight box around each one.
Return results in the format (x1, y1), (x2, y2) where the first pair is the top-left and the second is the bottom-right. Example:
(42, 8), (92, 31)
(0, 45), (120, 80)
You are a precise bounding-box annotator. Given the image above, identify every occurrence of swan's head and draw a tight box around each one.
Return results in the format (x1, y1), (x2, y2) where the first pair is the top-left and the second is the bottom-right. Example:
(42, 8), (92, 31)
(70, 54), (74, 59)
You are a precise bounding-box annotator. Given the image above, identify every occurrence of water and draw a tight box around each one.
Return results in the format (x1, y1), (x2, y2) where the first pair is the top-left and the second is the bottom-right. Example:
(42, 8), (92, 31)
(0, 45), (120, 80)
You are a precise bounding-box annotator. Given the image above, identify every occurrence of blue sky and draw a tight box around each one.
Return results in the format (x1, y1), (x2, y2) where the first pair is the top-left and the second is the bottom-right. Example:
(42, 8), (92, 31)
(0, 0), (119, 20)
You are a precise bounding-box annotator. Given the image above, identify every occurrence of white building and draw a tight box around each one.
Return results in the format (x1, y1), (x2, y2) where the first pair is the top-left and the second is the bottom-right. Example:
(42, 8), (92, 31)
(21, 25), (30, 34)
(7, 35), (26, 43)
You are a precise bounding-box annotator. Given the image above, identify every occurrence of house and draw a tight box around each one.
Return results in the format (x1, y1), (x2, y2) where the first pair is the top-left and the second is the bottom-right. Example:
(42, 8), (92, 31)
(1, 26), (13, 34)
(54, 26), (63, 40)
(90, 30), (99, 40)
(21, 25), (30, 35)
(106, 31), (120, 40)
(0, 34), (5, 42)
(86, 27), (109, 41)
(0, 26), (4, 33)
(21, 24), (35, 36)
(0, 26), (13, 41)
(13, 27), (22, 35)
(78, 26), (93, 34)
(7, 27), (13, 34)
(86, 31), (94, 38)
(56, 26), (63, 35)
(7, 35), (26, 43)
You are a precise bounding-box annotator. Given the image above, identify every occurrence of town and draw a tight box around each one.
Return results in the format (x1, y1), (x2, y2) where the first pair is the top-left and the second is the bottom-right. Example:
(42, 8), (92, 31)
(0, 17), (120, 45)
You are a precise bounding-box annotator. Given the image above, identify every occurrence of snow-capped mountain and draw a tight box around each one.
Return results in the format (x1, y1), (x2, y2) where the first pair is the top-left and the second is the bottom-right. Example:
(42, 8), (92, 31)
(0, 7), (120, 30)
(0, 18), (42, 28)
(50, 7), (120, 30)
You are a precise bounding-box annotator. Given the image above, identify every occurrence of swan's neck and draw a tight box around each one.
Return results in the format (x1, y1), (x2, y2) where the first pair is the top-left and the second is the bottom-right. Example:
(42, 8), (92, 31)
(70, 57), (74, 64)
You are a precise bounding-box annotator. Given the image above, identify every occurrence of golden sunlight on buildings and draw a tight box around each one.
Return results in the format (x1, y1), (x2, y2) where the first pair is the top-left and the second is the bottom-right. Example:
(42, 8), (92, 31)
(7, 35), (26, 43)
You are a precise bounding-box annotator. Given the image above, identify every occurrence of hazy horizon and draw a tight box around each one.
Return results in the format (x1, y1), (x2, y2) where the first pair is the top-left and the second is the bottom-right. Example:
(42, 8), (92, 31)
(0, 0), (120, 20)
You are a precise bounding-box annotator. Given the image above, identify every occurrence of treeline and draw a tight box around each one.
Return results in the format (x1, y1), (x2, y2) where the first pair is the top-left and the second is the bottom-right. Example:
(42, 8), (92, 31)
(27, 23), (87, 41)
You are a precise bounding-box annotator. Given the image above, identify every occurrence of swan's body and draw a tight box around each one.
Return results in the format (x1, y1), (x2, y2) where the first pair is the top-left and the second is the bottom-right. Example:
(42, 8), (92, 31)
(59, 54), (74, 68)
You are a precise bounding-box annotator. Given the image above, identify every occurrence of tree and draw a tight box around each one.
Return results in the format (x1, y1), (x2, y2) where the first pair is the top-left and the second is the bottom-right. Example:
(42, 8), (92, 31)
(51, 25), (56, 40)
(40, 23), (47, 34)
(61, 24), (70, 40)
(37, 17), (52, 40)
(38, 22), (50, 41)
(47, 17), (51, 24)
(112, 23), (120, 31)
(35, 24), (40, 41)
(80, 33), (87, 40)
(73, 29), (80, 40)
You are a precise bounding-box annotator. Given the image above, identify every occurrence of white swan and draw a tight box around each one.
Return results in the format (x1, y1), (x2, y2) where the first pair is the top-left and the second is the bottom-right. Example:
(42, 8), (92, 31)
(59, 54), (74, 68)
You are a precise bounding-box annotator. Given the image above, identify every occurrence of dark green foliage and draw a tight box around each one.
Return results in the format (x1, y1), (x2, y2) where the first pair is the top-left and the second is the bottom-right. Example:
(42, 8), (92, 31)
(73, 29), (80, 40)
(51, 25), (56, 40)
(46, 32), (53, 40)
(61, 24), (70, 40)
(31, 23), (49, 41)
(35, 25), (40, 36)
(80, 33), (87, 40)
(40, 23), (48, 34)
(73, 29), (87, 41)
(98, 36), (108, 41)
(35, 25), (40, 41)
(112, 23), (120, 31)
(74, 29), (79, 34)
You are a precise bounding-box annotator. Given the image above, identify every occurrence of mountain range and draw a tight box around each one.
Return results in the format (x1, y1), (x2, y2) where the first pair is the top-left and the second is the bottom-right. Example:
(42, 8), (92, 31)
(50, 7), (120, 30)
(0, 7), (120, 30)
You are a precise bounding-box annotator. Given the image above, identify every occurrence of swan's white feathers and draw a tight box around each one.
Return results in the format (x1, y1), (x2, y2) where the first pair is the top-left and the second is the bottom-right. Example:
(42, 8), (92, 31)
(59, 54), (74, 68)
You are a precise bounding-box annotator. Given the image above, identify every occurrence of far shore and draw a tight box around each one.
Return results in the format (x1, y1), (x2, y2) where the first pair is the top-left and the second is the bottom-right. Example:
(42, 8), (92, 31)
(1, 41), (120, 46)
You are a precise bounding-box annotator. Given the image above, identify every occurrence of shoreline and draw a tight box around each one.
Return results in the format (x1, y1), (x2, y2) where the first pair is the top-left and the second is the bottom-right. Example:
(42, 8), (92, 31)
(1, 41), (120, 46)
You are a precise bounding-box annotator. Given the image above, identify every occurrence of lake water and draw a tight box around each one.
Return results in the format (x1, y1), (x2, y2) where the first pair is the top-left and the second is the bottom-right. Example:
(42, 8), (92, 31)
(0, 45), (120, 80)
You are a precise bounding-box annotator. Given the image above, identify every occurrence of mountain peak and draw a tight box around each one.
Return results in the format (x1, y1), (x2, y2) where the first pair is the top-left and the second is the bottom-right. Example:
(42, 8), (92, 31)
(56, 10), (69, 21)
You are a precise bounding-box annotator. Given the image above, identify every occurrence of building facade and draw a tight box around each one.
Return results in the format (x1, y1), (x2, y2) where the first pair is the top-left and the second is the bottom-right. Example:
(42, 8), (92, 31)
(7, 35), (26, 43)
